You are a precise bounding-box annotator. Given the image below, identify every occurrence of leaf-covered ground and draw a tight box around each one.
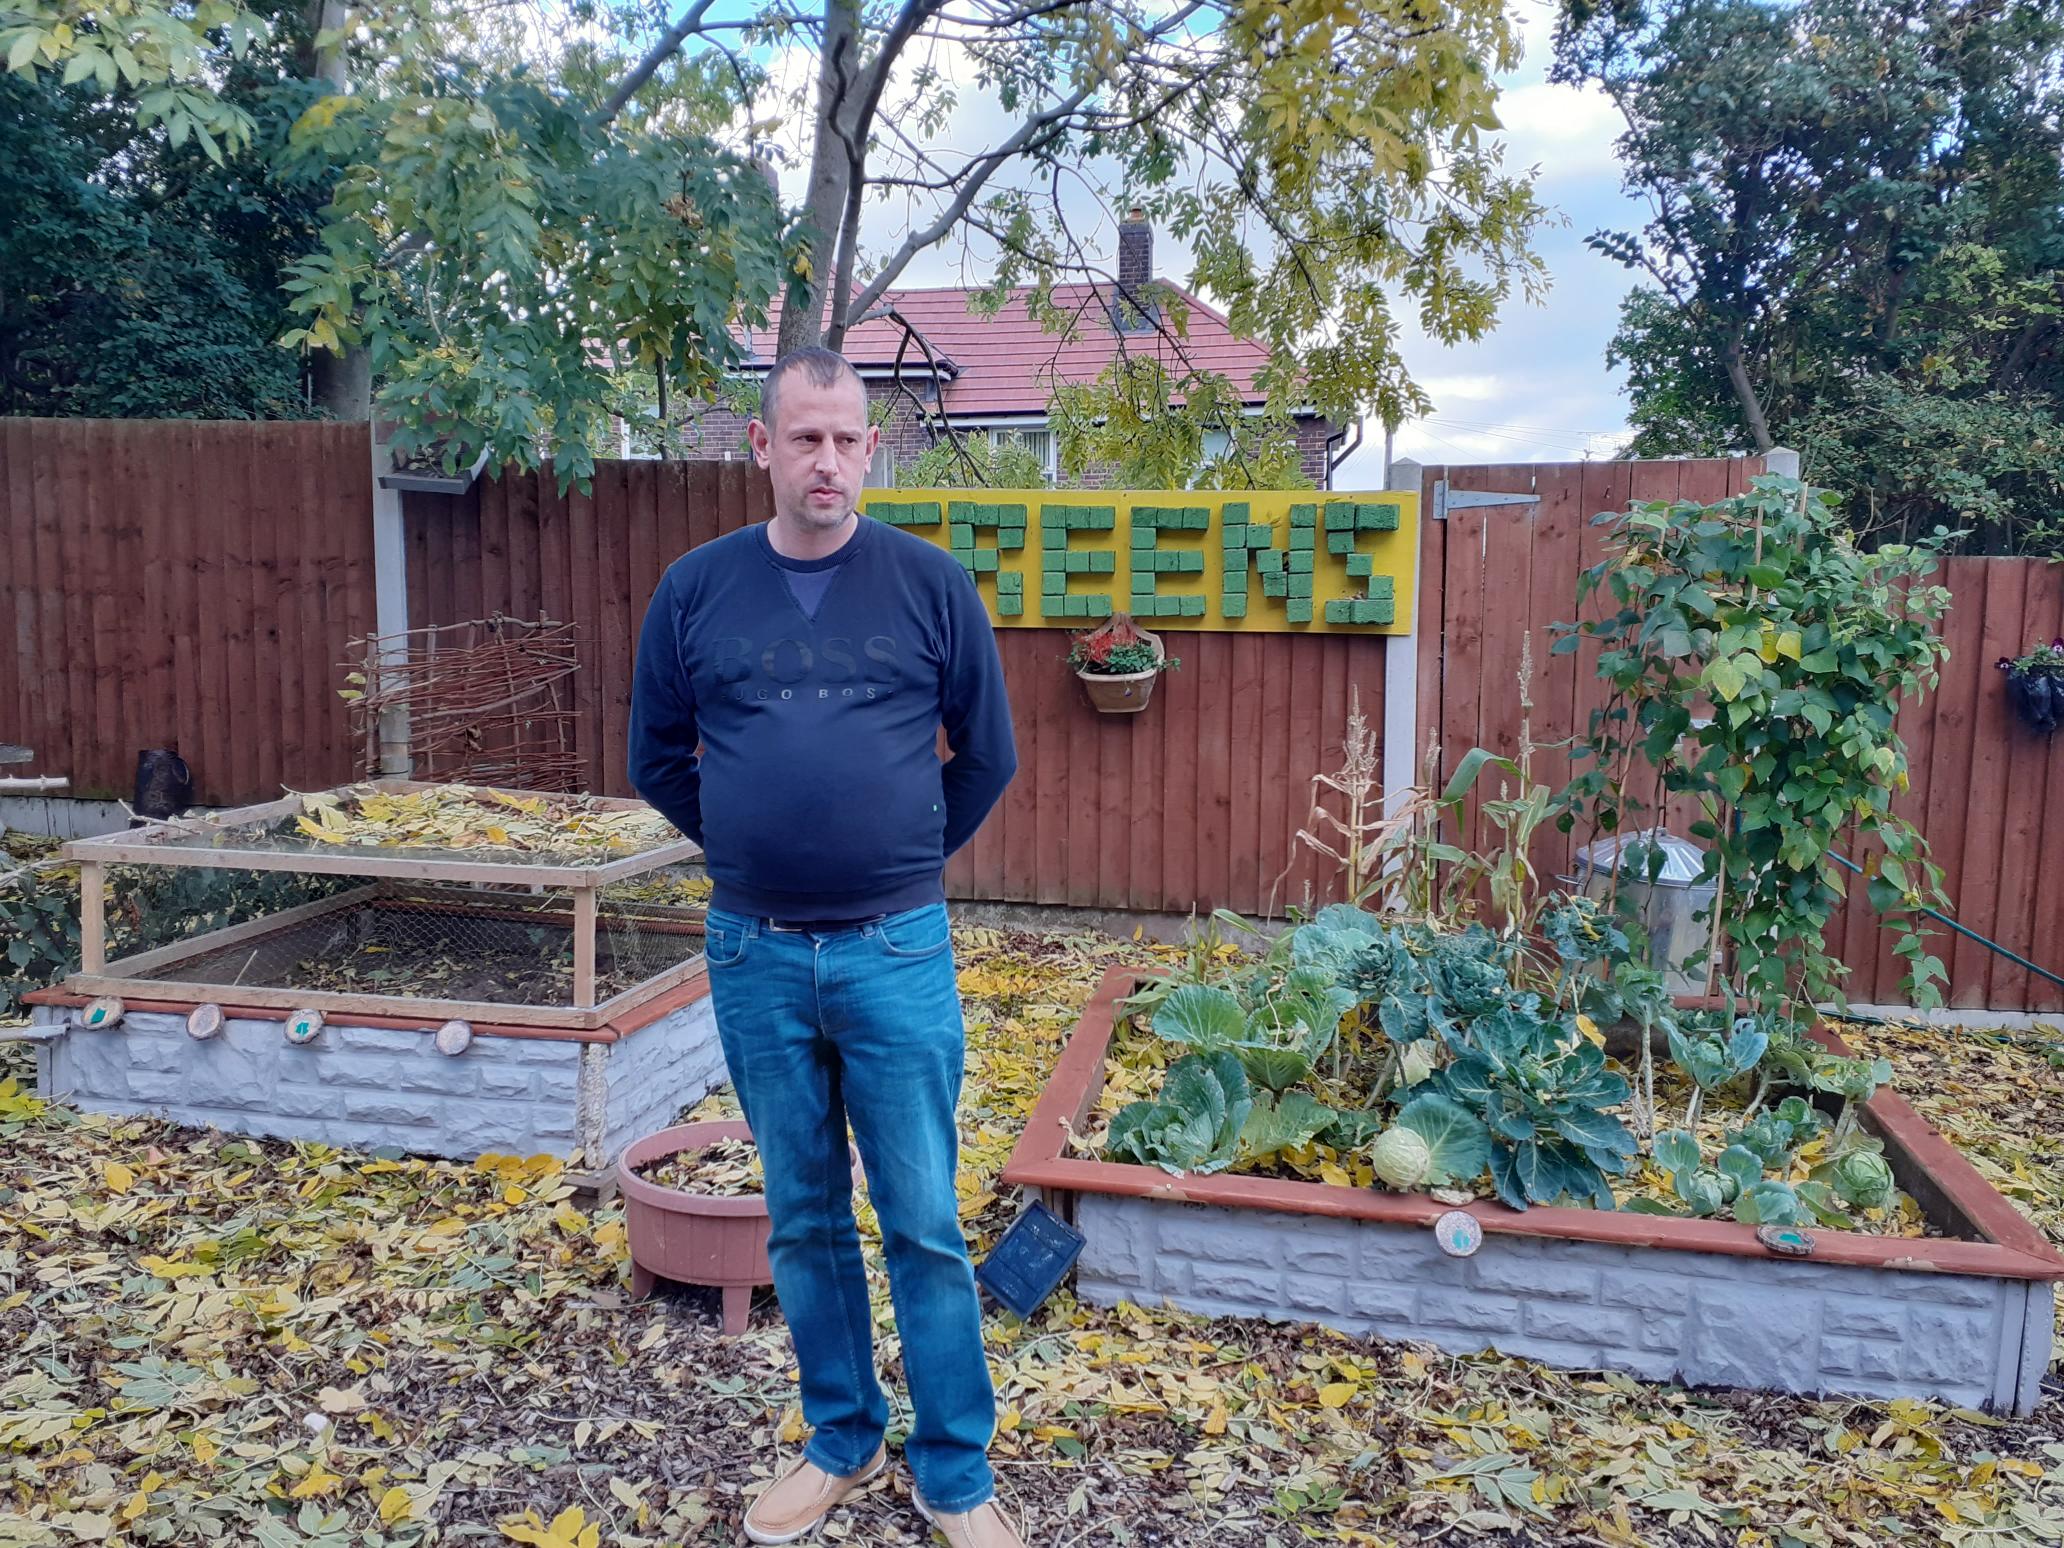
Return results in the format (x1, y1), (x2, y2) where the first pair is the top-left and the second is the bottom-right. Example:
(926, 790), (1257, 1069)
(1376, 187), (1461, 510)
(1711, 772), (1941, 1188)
(3, 924), (2062, 1547)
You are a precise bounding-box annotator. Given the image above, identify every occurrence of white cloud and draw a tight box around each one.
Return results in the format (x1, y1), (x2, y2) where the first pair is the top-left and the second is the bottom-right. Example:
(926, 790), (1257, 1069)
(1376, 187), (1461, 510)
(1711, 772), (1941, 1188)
(1418, 374), (1508, 404)
(1492, 81), (1626, 182)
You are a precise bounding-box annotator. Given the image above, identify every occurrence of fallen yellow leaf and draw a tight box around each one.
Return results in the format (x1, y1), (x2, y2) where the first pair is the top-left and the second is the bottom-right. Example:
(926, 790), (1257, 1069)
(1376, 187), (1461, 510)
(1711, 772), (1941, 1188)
(1317, 1382), (1356, 1409)
(290, 1466), (342, 1500)
(500, 1504), (601, 1548)
(103, 1161), (134, 1193)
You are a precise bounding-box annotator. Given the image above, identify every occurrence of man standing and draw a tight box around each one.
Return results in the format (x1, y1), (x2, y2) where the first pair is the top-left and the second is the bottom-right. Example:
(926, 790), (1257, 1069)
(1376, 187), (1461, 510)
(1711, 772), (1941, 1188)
(628, 348), (1021, 1547)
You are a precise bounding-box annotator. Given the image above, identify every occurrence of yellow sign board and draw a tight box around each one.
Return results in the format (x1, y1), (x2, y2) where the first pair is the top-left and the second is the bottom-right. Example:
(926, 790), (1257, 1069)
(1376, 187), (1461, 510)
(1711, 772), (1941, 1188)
(860, 489), (1418, 634)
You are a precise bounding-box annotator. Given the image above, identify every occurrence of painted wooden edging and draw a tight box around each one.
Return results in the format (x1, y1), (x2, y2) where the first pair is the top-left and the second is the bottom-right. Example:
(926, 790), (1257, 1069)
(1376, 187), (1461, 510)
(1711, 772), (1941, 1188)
(24, 966), (711, 1045)
(1002, 967), (2064, 1282)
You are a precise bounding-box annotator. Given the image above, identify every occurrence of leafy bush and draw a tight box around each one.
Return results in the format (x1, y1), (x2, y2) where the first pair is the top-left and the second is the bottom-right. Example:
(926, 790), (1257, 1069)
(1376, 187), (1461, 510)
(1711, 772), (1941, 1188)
(1066, 614), (1179, 678)
(1556, 474), (1954, 1009)
(1102, 821), (1912, 1227)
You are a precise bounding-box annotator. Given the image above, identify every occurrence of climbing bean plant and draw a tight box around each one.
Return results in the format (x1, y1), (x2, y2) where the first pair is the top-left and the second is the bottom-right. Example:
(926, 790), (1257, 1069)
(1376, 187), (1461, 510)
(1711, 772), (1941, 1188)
(1555, 475), (1953, 1010)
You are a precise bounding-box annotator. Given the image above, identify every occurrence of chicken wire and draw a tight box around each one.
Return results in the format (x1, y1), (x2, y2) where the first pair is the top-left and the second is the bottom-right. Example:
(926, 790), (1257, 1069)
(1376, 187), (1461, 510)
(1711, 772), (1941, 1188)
(109, 870), (708, 1010)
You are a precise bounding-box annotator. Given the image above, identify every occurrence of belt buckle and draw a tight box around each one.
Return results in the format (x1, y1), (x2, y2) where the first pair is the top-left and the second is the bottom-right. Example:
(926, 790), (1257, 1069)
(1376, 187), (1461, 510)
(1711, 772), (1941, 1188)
(767, 918), (804, 933)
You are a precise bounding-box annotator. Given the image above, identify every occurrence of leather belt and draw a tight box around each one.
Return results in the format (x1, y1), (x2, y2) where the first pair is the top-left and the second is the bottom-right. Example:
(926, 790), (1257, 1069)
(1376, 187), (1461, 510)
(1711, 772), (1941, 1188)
(764, 913), (888, 933)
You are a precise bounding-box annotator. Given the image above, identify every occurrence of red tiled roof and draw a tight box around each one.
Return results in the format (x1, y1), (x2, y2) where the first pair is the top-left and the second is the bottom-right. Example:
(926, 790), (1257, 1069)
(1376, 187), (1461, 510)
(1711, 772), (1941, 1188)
(738, 282), (1272, 416)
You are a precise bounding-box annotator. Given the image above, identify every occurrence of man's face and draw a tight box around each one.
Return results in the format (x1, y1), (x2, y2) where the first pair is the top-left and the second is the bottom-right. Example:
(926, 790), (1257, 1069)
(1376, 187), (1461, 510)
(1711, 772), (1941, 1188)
(748, 372), (879, 532)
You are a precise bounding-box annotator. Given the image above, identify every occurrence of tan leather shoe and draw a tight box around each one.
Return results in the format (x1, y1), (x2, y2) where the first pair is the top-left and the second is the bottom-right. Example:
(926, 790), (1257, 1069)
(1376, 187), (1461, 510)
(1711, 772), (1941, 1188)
(911, 1489), (1025, 1547)
(742, 1442), (888, 1545)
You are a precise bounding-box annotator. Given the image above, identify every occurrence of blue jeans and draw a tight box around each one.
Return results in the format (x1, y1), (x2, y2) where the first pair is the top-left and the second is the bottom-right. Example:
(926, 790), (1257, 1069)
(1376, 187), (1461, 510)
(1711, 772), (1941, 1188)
(701, 902), (995, 1512)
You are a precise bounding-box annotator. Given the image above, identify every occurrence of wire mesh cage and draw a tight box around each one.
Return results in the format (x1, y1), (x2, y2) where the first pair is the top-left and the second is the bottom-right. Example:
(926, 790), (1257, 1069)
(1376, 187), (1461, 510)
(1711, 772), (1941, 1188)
(62, 782), (707, 1028)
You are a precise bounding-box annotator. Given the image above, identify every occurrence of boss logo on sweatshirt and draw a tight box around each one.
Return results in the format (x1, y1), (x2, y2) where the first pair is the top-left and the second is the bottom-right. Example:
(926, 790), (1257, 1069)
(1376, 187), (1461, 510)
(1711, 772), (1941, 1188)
(710, 634), (903, 702)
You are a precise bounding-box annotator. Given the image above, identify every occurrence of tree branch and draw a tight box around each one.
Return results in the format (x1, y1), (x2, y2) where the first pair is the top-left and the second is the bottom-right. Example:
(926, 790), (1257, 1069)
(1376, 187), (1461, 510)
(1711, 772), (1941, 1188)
(596, 0), (722, 126)
(842, 82), (1096, 322)
(841, 0), (1207, 322)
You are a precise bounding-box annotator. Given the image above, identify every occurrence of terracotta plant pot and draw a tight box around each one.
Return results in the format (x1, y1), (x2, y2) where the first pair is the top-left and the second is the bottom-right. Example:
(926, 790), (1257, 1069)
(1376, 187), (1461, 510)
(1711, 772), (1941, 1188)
(617, 1119), (863, 1334)
(1075, 627), (1165, 714)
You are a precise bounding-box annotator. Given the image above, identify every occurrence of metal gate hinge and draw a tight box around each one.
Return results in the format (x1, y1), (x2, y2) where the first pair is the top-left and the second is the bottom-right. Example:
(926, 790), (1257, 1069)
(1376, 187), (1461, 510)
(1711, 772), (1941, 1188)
(1431, 481), (1542, 521)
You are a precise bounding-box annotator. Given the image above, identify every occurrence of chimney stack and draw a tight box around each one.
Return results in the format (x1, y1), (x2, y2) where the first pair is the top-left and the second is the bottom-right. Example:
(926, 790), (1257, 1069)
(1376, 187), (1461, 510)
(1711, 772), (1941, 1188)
(1117, 206), (1152, 296)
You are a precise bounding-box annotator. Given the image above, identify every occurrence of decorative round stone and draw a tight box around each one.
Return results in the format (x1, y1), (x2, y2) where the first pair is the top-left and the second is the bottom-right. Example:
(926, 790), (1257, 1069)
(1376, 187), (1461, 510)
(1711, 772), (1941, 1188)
(1433, 1209), (1483, 1258)
(185, 1003), (224, 1040)
(1755, 1224), (1817, 1258)
(80, 996), (125, 1030)
(285, 1009), (325, 1045)
(434, 1019), (473, 1056)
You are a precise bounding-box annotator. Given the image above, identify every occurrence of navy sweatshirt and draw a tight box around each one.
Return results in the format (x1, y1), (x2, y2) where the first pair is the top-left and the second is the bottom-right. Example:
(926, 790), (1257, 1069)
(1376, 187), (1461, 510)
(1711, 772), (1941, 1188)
(628, 517), (1018, 920)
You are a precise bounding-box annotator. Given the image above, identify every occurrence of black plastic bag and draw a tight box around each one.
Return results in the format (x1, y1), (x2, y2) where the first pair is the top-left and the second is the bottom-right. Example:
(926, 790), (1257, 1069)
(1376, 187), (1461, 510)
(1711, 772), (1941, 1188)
(132, 748), (194, 821)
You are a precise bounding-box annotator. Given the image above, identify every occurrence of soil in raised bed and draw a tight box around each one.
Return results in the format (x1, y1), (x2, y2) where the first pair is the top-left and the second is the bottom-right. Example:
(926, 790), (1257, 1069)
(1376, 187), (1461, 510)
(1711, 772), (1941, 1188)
(131, 893), (703, 1005)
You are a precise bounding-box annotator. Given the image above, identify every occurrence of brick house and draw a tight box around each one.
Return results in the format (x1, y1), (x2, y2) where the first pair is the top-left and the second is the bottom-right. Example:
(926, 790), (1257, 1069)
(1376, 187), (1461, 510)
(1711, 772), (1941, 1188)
(664, 215), (1348, 488)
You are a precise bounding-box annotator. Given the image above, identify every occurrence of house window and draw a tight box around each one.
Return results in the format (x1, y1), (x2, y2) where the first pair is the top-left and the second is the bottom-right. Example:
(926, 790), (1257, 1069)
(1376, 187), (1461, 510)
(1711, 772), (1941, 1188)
(990, 427), (1057, 481)
(868, 441), (896, 488)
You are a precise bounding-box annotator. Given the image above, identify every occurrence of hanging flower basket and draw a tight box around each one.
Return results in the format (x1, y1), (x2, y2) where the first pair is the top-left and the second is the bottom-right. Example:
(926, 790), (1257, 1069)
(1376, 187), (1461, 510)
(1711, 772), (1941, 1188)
(1067, 613), (1177, 715)
(1997, 637), (2064, 738)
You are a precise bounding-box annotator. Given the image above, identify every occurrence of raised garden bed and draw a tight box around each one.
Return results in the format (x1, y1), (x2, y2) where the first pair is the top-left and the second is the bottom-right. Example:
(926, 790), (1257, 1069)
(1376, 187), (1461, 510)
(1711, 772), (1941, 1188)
(1003, 968), (2063, 1414)
(20, 781), (726, 1170)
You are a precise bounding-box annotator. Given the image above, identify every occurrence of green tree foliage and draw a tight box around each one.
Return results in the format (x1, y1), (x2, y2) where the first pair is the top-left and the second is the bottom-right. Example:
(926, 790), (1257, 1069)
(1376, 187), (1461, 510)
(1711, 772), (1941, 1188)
(9, 0), (1546, 485)
(0, 32), (322, 419)
(1555, 0), (2064, 554)
(901, 432), (1051, 491)
(1051, 357), (1310, 489)
(1556, 476), (1954, 1012)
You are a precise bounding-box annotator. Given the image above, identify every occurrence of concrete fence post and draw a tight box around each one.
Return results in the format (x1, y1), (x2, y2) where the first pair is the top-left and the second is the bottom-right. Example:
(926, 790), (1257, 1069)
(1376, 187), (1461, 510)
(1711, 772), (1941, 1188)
(369, 423), (412, 777)
(1382, 458), (1425, 823)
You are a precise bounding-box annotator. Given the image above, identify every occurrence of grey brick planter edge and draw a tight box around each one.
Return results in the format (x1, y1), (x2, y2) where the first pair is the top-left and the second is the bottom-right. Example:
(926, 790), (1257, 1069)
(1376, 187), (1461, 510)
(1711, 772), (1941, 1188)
(26, 979), (726, 1168)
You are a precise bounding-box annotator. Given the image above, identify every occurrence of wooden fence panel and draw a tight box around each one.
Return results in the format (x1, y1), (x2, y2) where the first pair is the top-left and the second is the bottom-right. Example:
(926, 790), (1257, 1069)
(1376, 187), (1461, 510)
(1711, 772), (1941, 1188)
(0, 418), (375, 805)
(405, 458), (1392, 916)
(1419, 459), (2064, 1013)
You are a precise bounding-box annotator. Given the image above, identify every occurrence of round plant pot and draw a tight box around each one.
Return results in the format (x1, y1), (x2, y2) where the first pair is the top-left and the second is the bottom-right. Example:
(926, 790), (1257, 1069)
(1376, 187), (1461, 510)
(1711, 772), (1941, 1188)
(1075, 627), (1166, 714)
(617, 1120), (863, 1334)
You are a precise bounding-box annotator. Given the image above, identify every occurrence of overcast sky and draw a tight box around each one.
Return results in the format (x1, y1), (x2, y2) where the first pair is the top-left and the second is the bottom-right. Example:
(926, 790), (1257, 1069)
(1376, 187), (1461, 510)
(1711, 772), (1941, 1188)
(751, 0), (1649, 484)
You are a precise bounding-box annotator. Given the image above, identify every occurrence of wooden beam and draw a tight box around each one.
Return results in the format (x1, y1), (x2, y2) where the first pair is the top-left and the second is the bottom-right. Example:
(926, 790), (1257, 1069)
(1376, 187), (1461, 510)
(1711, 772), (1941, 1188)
(95, 885), (380, 978)
(572, 886), (597, 1009)
(77, 861), (106, 972)
(65, 973), (616, 1031)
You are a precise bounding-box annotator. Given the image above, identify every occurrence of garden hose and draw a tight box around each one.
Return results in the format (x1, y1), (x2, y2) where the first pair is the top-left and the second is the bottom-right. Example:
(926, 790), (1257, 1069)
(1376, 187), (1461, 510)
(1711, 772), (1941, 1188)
(1824, 848), (2064, 994)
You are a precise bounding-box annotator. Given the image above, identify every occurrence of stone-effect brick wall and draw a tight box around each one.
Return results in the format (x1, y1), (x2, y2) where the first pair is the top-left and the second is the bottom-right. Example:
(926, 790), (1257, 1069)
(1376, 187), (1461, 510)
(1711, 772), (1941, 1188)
(601, 994), (727, 1158)
(1073, 1194), (2056, 1414)
(33, 996), (726, 1165)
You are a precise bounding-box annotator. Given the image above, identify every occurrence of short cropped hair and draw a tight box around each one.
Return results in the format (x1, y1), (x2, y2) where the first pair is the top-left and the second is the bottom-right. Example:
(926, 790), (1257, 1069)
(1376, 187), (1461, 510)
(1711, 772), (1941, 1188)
(759, 347), (865, 430)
